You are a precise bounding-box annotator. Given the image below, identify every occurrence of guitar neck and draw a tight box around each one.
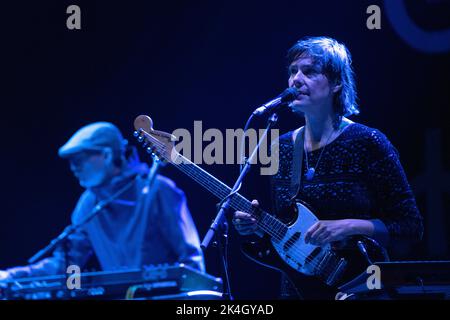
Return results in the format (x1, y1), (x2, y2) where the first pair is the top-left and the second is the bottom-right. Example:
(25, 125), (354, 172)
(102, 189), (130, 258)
(170, 153), (286, 241)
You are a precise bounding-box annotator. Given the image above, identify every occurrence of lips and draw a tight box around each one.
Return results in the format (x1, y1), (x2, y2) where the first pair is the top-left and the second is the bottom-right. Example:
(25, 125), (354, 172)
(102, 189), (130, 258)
(292, 88), (308, 96)
(295, 93), (308, 100)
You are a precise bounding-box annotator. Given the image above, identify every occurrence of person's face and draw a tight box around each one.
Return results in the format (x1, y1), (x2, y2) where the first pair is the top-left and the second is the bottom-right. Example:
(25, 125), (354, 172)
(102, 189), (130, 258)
(287, 56), (338, 116)
(68, 149), (113, 188)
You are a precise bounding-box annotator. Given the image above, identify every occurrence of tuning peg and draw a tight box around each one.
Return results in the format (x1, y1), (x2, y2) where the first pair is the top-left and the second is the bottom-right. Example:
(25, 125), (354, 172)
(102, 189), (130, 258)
(146, 147), (153, 154)
(137, 135), (144, 143)
(133, 131), (139, 137)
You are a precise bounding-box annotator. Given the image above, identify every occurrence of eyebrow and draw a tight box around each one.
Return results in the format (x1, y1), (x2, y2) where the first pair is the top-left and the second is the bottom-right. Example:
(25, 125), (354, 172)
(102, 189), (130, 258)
(288, 62), (317, 72)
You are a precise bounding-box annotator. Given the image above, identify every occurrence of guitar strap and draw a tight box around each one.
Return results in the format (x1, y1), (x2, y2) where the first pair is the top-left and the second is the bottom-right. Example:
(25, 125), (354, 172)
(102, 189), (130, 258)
(280, 126), (307, 299)
(290, 126), (305, 201)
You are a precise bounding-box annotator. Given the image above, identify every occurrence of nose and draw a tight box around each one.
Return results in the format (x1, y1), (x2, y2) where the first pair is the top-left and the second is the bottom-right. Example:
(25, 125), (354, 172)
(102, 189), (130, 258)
(291, 71), (305, 89)
(293, 80), (303, 89)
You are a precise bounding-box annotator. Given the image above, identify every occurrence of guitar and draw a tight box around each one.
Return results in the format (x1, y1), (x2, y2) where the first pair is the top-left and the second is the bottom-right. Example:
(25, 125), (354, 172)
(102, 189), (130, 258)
(133, 115), (388, 299)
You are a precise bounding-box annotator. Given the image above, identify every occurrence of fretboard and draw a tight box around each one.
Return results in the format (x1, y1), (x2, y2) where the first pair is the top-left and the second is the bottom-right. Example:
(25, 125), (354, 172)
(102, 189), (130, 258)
(170, 153), (287, 241)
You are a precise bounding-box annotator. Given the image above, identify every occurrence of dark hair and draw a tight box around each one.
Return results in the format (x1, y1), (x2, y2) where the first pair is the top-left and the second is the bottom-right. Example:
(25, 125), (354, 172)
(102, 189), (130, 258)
(287, 36), (359, 117)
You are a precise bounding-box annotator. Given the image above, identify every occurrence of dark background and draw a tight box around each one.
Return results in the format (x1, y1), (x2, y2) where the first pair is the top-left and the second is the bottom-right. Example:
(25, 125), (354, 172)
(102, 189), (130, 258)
(1, 0), (449, 299)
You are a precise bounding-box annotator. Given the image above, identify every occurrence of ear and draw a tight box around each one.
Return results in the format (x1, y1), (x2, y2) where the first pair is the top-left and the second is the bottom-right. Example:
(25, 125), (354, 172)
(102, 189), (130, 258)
(103, 147), (114, 165)
(332, 83), (342, 93)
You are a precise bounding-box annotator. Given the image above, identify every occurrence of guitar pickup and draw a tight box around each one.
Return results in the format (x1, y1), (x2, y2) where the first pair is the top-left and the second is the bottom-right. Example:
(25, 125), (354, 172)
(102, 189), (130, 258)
(283, 232), (301, 251)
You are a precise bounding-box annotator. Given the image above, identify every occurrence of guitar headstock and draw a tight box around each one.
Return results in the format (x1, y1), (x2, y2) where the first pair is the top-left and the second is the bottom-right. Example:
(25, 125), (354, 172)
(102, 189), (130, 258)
(133, 115), (178, 164)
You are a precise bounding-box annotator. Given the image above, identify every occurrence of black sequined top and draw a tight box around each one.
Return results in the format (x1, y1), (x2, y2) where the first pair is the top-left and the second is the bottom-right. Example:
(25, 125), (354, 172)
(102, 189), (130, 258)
(270, 123), (423, 246)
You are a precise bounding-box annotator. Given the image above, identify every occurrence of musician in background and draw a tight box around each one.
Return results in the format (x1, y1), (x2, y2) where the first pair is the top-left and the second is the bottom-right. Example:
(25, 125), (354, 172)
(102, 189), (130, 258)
(0, 122), (204, 280)
(233, 36), (423, 299)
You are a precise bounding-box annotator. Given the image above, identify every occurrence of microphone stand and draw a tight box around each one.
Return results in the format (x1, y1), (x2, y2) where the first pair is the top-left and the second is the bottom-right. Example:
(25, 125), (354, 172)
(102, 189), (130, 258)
(140, 156), (163, 212)
(201, 112), (279, 301)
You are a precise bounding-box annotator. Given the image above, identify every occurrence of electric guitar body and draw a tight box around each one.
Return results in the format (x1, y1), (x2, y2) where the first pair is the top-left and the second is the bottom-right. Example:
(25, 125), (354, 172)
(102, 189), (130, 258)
(240, 201), (388, 299)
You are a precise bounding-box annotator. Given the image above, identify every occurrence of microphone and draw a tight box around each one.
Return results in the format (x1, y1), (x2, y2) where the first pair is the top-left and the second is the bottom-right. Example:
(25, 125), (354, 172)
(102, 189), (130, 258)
(252, 87), (299, 116)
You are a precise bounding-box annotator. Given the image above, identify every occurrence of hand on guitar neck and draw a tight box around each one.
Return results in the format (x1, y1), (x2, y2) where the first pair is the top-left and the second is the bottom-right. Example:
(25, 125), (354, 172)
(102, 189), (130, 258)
(233, 200), (264, 237)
